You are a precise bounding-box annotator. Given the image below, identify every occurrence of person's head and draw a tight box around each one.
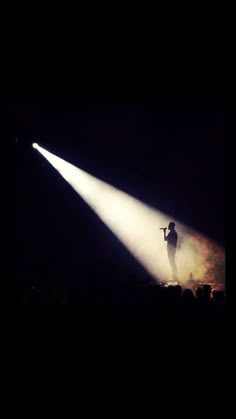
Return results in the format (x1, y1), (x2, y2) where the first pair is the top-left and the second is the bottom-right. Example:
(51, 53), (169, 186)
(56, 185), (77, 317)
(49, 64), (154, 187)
(203, 284), (211, 299)
(168, 222), (175, 231)
(196, 287), (203, 298)
(174, 285), (182, 297)
(183, 289), (195, 302)
(213, 290), (224, 304)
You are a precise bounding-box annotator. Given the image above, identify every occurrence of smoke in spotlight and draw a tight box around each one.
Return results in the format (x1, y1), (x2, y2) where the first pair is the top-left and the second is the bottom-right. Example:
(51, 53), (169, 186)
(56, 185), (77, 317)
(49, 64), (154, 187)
(33, 144), (225, 288)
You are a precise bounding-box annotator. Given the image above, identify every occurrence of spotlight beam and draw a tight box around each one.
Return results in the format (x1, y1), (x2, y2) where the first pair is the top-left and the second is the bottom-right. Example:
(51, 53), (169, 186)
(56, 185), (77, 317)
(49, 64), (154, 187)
(33, 144), (225, 286)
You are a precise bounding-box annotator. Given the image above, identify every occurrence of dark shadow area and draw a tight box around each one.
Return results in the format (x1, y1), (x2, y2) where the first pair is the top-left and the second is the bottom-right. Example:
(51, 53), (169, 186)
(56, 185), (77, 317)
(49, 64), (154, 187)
(6, 98), (227, 332)
(4, 278), (230, 329)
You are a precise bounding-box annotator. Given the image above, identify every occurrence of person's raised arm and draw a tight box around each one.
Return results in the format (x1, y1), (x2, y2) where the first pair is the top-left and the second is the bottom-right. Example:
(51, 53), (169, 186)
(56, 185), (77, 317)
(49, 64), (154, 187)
(163, 228), (168, 241)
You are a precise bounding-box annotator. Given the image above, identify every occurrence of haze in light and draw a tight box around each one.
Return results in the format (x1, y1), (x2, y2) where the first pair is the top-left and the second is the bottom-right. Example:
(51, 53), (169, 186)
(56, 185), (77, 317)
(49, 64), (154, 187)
(33, 143), (225, 287)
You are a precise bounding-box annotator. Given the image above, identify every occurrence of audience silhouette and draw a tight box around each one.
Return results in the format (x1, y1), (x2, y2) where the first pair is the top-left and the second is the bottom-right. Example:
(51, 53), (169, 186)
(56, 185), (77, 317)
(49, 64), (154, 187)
(5, 274), (226, 327)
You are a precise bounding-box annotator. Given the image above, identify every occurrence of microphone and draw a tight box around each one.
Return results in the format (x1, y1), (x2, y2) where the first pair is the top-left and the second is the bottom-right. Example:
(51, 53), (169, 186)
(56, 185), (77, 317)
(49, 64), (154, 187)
(159, 227), (166, 230)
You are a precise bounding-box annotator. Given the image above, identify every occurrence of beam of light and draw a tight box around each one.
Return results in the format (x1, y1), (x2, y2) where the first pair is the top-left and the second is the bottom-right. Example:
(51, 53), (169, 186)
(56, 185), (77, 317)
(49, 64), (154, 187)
(33, 144), (225, 288)
(32, 143), (38, 149)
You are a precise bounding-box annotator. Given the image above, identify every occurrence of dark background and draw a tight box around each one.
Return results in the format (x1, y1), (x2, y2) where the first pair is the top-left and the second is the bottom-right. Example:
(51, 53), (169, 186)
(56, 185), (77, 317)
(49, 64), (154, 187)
(7, 97), (225, 287)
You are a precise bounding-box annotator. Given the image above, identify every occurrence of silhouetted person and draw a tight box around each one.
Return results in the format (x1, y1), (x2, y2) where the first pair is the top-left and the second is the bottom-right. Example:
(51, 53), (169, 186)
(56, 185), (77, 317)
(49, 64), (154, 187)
(195, 287), (203, 299)
(174, 285), (182, 298)
(183, 288), (195, 303)
(203, 284), (212, 301)
(212, 290), (225, 304)
(162, 222), (178, 280)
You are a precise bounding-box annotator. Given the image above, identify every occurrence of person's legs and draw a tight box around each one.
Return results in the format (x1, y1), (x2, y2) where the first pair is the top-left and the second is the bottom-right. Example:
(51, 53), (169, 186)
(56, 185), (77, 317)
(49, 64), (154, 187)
(168, 249), (177, 278)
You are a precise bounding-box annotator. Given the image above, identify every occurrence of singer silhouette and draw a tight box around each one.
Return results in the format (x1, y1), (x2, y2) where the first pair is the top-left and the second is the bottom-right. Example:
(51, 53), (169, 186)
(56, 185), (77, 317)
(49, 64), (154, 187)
(162, 222), (178, 279)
